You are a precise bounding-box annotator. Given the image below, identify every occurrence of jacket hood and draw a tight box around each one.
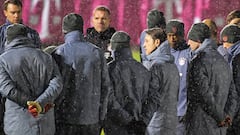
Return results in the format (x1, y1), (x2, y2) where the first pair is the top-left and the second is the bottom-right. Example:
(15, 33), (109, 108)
(5, 37), (36, 51)
(64, 30), (85, 43)
(228, 41), (240, 57)
(146, 41), (174, 67)
(190, 38), (216, 59)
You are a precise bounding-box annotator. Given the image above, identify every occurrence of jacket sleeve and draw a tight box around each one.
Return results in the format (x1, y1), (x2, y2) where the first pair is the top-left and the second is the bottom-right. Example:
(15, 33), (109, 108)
(99, 50), (111, 121)
(35, 58), (63, 107)
(224, 80), (237, 119)
(192, 63), (225, 123)
(107, 63), (133, 125)
(0, 61), (33, 107)
(142, 66), (161, 125)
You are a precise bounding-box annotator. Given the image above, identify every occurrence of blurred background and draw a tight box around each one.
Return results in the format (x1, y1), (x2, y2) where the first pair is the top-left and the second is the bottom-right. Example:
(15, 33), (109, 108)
(0, 0), (239, 49)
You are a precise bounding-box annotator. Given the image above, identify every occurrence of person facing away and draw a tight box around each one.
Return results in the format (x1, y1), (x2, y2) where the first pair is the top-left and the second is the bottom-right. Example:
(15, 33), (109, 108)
(143, 28), (179, 135)
(140, 9), (166, 65)
(0, 1), (41, 132)
(185, 23), (236, 135)
(85, 5), (116, 63)
(104, 31), (154, 135)
(219, 24), (240, 135)
(53, 13), (111, 135)
(165, 19), (190, 135)
(202, 18), (220, 45)
(0, 23), (62, 135)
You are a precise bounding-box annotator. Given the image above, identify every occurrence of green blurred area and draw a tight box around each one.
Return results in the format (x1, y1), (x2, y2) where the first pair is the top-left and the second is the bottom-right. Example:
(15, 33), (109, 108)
(131, 45), (141, 62)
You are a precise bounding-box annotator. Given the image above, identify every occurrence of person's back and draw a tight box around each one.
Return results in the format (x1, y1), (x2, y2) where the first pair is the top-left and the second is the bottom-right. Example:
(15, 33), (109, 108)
(105, 31), (151, 135)
(186, 23), (235, 135)
(0, 24), (62, 135)
(219, 24), (240, 135)
(54, 13), (111, 135)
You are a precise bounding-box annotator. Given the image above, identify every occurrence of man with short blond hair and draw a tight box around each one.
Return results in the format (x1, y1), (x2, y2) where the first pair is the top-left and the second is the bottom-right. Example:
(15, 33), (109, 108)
(85, 5), (116, 63)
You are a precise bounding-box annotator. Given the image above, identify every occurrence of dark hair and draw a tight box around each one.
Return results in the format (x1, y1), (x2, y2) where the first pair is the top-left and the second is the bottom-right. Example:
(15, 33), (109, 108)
(145, 28), (167, 43)
(226, 10), (240, 24)
(93, 5), (111, 16)
(3, 0), (22, 10)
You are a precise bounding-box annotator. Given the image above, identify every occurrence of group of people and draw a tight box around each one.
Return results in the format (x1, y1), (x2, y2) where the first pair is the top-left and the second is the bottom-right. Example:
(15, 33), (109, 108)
(0, 0), (240, 135)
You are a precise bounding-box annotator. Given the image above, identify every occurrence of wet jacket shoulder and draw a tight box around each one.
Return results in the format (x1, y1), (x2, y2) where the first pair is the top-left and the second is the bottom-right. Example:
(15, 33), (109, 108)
(186, 39), (233, 135)
(55, 31), (111, 125)
(0, 20), (41, 54)
(107, 48), (151, 125)
(0, 37), (62, 135)
(85, 27), (116, 51)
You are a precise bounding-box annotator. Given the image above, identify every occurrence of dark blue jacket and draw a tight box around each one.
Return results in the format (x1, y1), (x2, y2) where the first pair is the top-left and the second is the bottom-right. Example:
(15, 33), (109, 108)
(0, 20), (41, 54)
(54, 31), (111, 125)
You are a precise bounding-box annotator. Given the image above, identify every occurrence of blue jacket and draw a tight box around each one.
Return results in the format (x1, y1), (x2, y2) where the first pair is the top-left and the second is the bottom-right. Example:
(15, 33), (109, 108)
(145, 42), (179, 135)
(0, 37), (62, 135)
(54, 31), (111, 125)
(0, 20), (41, 54)
(164, 40), (190, 117)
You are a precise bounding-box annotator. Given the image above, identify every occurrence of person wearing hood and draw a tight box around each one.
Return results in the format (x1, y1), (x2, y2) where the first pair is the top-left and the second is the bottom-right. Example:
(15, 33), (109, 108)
(0, 23), (62, 135)
(165, 19), (190, 135)
(0, 1), (42, 133)
(143, 28), (179, 135)
(139, 9), (166, 65)
(53, 13), (111, 135)
(104, 31), (154, 135)
(185, 23), (237, 135)
(219, 24), (240, 135)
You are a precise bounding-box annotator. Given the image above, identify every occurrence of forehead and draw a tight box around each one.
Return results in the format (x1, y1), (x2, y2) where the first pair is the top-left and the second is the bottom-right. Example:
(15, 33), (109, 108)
(93, 10), (109, 17)
(5, 3), (21, 11)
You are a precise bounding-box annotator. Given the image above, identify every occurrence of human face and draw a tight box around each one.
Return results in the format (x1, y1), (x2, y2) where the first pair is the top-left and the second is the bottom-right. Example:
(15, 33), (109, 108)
(188, 39), (200, 51)
(167, 33), (179, 47)
(4, 3), (22, 24)
(144, 34), (160, 55)
(91, 10), (111, 33)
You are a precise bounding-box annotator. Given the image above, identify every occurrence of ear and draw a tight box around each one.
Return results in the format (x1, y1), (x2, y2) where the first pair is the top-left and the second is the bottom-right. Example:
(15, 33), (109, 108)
(3, 10), (7, 17)
(154, 39), (160, 47)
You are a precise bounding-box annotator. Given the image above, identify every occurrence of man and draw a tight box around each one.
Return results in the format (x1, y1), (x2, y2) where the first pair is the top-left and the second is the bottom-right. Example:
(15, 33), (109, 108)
(0, 23), (62, 135)
(104, 31), (153, 135)
(0, 0), (41, 54)
(139, 9), (166, 66)
(165, 20), (189, 135)
(144, 28), (179, 135)
(0, 1), (42, 133)
(185, 23), (236, 135)
(219, 24), (240, 135)
(85, 5), (116, 62)
(54, 13), (111, 135)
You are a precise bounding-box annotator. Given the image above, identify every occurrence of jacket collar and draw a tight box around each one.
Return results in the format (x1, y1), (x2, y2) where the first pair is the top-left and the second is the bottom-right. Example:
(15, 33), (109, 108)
(64, 31), (85, 43)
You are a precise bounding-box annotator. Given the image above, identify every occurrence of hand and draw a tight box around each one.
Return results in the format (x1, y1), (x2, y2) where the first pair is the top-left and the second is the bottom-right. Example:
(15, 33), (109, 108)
(218, 115), (232, 127)
(27, 101), (42, 117)
(224, 115), (232, 127)
(43, 103), (55, 113)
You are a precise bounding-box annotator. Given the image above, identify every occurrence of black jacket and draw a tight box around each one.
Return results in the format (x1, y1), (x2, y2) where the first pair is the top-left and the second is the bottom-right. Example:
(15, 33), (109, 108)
(185, 39), (236, 135)
(105, 48), (152, 135)
(85, 27), (116, 52)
